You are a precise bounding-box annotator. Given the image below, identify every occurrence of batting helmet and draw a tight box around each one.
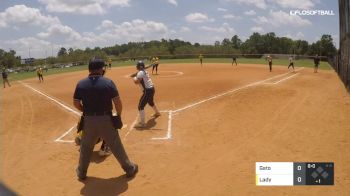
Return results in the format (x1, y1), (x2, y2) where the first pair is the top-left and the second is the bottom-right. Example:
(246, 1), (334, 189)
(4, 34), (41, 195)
(136, 60), (145, 69)
(89, 58), (105, 71)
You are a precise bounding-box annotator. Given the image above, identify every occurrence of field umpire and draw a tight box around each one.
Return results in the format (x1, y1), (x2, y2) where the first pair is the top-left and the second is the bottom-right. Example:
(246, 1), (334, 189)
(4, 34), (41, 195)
(73, 58), (138, 180)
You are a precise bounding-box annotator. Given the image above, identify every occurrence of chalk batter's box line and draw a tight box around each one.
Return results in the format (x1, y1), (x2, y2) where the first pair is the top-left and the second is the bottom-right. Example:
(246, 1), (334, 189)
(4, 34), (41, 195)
(19, 80), (167, 143)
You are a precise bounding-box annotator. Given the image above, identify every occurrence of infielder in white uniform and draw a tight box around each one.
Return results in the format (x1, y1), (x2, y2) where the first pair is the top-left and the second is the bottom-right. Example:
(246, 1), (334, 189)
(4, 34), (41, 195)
(133, 61), (161, 128)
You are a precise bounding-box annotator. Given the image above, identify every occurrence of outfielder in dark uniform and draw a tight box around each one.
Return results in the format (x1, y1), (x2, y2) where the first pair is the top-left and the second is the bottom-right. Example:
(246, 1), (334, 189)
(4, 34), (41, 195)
(288, 56), (295, 72)
(2, 69), (11, 88)
(73, 58), (138, 180)
(133, 61), (161, 128)
(108, 58), (112, 69)
(314, 54), (320, 73)
(232, 56), (237, 66)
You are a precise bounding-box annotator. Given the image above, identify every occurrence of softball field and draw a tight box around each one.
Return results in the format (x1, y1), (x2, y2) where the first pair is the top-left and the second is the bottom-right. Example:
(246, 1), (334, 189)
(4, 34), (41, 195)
(1, 63), (350, 195)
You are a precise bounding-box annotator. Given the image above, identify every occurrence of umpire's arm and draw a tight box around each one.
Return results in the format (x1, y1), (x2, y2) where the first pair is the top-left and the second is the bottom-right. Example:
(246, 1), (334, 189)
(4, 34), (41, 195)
(73, 99), (83, 112)
(73, 84), (83, 112)
(113, 96), (122, 116)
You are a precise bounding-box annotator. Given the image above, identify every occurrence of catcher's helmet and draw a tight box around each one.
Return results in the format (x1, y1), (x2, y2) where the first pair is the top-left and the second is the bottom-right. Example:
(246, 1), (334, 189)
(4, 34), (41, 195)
(136, 60), (145, 69)
(89, 58), (105, 71)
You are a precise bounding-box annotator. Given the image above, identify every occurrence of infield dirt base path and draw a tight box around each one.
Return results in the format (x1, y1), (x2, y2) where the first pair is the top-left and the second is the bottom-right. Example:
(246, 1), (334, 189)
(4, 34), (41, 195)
(1, 63), (350, 195)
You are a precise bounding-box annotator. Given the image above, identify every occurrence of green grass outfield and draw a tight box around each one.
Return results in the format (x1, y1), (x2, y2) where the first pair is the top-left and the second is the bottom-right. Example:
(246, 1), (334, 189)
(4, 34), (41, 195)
(7, 58), (331, 81)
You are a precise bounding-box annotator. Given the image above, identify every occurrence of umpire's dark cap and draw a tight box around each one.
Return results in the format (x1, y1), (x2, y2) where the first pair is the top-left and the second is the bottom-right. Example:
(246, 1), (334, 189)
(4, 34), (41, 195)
(89, 58), (105, 71)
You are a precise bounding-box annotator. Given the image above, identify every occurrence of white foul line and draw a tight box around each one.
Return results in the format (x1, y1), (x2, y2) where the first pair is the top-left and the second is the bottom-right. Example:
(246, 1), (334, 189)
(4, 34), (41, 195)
(123, 114), (139, 140)
(172, 69), (302, 113)
(264, 73), (300, 85)
(19, 81), (80, 143)
(152, 68), (304, 140)
(19, 81), (81, 116)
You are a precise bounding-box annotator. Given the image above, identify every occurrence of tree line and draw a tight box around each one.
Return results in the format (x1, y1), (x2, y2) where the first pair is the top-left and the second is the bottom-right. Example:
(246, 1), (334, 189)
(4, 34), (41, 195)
(0, 32), (337, 68)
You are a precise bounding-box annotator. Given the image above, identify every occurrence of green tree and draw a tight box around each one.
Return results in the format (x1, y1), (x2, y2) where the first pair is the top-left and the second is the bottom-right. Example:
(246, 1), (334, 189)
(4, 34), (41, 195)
(0, 49), (21, 68)
(307, 35), (336, 56)
(57, 47), (67, 56)
(231, 35), (242, 49)
(68, 47), (74, 55)
(294, 40), (309, 55)
(318, 34), (337, 56)
(221, 38), (231, 46)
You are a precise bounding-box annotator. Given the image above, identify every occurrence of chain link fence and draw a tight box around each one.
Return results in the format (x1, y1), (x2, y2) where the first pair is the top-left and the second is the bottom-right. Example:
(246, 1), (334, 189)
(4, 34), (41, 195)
(332, 0), (350, 91)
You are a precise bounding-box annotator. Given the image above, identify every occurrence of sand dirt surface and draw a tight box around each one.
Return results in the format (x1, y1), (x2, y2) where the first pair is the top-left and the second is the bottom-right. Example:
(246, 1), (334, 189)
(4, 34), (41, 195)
(1, 63), (350, 195)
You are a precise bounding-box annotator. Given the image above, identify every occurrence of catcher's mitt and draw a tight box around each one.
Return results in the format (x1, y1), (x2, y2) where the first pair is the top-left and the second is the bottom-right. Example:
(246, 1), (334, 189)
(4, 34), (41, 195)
(74, 131), (102, 146)
(111, 115), (123, 129)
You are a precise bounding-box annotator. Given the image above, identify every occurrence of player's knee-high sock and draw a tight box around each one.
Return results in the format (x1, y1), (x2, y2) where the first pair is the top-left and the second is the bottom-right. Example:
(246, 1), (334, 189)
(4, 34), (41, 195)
(139, 110), (145, 123)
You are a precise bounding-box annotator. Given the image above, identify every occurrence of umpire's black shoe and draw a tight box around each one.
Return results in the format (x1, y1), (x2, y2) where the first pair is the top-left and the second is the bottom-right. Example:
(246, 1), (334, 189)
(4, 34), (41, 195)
(126, 164), (138, 178)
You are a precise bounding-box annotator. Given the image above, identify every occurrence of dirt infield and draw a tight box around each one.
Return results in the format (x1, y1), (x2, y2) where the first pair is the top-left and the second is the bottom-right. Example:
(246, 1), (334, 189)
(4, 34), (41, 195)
(1, 63), (350, 195)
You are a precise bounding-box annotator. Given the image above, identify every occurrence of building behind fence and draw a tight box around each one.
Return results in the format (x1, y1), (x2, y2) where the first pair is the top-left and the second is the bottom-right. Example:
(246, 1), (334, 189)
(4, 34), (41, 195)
(332, 0), (350, 91)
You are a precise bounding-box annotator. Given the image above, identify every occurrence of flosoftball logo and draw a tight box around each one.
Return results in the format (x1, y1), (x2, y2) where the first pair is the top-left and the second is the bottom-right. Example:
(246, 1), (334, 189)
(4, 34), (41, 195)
(290, 10), (335, 16)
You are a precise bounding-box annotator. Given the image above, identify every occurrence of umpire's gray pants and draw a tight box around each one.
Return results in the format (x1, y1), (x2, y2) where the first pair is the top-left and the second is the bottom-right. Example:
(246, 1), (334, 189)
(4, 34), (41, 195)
(77, 115), (135, 176)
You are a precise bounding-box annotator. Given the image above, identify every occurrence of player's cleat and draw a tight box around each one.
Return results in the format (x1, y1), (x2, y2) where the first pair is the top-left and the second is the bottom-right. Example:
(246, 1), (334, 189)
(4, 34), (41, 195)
(151, 112), (161, 118)
(126, 164), (139, 178)
(98, 146), (112, 156)
(76, 168), (87, 181)
(134, 122), (146, 128)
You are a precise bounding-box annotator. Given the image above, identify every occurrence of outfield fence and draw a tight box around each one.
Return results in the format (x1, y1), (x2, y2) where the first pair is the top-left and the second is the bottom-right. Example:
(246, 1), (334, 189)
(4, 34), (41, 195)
(329, 54), (350, 92)
(333, 0), (350, 92)
(113, 53), (328, 62)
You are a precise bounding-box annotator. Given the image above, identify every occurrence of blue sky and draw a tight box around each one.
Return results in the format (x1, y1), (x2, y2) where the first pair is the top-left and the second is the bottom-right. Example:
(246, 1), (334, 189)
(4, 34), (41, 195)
(0, 0), (339, 58)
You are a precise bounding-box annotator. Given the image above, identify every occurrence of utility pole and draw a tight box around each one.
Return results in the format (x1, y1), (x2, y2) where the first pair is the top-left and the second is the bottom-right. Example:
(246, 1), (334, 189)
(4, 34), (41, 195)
(45, 50), (47, 65)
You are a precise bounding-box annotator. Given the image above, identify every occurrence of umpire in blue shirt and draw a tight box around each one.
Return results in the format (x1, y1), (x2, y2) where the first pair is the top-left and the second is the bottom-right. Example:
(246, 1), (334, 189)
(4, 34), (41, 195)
(73, 58), (138, 180)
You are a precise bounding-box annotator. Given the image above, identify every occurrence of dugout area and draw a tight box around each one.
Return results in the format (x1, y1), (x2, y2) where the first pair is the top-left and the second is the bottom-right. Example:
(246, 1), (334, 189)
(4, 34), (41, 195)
(1, 63), (350, 195)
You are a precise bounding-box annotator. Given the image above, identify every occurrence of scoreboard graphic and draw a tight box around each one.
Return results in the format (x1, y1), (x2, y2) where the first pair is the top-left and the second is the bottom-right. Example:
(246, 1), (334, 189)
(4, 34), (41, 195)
(256, 162), (334, 186)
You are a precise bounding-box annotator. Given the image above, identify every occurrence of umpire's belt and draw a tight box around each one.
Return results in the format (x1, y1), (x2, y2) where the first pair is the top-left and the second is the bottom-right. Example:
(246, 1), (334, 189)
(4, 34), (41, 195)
(83, 111), (112, 116)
